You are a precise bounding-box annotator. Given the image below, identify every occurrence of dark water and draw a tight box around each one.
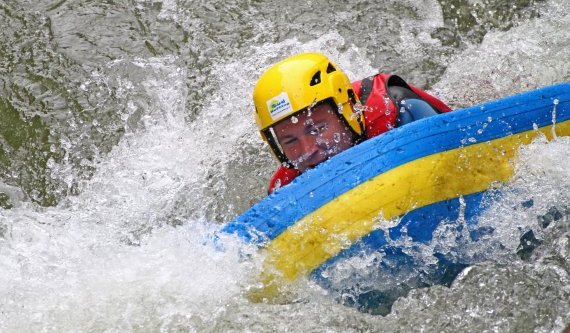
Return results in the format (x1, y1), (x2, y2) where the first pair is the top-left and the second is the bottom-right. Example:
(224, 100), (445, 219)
(0, 0), (569, 331)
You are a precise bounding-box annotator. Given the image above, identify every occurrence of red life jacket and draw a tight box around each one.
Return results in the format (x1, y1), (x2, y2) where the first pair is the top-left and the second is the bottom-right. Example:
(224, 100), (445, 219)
(267, 73), (452, 194)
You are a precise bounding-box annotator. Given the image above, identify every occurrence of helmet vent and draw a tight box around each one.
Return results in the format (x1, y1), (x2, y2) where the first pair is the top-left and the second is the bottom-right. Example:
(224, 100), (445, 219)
(310, 71), (321, 86)
(326, 63), (336, 73)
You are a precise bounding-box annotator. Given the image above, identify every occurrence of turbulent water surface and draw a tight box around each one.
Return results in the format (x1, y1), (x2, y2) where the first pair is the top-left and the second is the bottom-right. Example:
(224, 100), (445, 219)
(0, 0), (569, 332)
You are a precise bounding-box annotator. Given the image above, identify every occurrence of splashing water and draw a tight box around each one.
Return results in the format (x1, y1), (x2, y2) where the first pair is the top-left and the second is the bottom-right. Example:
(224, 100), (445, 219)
(1, 0), (569, 331)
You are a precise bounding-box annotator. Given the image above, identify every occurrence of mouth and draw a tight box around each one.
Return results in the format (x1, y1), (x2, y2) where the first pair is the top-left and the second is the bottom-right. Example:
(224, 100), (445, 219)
(299, 151), (326, 170)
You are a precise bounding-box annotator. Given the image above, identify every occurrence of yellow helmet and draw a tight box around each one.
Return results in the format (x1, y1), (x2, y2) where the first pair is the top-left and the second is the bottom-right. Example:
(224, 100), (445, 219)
(253, 52), (364, 163)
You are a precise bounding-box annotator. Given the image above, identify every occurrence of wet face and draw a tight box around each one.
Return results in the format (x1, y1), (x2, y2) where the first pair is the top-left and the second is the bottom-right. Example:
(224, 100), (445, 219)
(273, 102), (356, 172)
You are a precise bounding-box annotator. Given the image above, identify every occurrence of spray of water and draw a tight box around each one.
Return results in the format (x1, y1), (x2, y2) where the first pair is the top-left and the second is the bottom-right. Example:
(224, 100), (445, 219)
(1, 0), (569, 331)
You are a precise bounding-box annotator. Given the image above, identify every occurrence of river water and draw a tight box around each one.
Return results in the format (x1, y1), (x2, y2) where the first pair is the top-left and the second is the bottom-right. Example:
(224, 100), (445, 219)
(0, 0), (569, 332)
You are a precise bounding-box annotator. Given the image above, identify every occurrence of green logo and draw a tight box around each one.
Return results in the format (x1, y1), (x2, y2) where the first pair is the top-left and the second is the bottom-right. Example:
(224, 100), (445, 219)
(270, 100), (280, 110)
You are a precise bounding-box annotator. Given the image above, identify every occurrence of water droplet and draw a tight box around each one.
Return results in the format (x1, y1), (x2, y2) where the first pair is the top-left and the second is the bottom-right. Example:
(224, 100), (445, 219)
(553, 98), (559, 105)
(274, 179), (282, 190)
(351, 103), (364, 120)
(353, 102), (364, 112)
(399, 106), (406, 114)
(477, 129), (483, 134)
(290, 116), (298, 124)
(333, 133), (341, 143)
(308, 99), (318, 109)
(487, 116), (493, 122)
(468, 137), (477, 143)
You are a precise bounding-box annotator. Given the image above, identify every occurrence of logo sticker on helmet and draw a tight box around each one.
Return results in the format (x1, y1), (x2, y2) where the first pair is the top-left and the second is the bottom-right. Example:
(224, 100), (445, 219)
(267, 92), (293, 120)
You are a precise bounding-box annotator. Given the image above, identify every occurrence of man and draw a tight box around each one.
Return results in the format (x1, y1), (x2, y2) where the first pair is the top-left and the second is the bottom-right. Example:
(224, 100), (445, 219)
(253, 52), (452, 193)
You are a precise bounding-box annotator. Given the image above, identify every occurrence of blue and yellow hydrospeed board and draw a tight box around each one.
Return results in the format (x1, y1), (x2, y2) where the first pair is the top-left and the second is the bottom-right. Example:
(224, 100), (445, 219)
(222, 83), (570, 304)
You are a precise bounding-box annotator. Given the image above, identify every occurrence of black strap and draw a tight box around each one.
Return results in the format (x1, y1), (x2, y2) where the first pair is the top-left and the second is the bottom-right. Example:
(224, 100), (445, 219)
(263, 128), (292, 166)
(359, 76), (374, 105)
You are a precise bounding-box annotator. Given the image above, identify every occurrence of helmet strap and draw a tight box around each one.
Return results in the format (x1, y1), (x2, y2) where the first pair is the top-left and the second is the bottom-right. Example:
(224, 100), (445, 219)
(263, 127), (293, 167)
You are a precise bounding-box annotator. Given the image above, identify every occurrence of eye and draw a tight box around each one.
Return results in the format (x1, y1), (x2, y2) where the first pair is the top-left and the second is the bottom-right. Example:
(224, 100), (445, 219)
(282, 137), (297, 145)
(309, 123), (327, 135)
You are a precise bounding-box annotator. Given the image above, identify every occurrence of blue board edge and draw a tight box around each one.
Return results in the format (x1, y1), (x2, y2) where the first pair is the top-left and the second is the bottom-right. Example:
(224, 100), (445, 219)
(223, 83), (570, 245)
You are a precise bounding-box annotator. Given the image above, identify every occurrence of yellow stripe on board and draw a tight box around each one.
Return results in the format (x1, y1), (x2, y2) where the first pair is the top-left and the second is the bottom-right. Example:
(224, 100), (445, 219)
(249, 120), (570, 300)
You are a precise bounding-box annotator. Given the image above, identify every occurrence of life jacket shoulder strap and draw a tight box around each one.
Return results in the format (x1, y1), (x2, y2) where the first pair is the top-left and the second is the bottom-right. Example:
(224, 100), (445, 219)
(358, 76), (375, 105)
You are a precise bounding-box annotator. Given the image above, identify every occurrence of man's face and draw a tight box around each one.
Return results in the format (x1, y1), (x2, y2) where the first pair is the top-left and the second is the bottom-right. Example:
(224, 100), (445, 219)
(273, 102), (356, 172)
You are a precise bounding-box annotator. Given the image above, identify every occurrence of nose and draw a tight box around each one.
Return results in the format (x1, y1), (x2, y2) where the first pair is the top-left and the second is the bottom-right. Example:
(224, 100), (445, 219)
(298, 135), (319, 157)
